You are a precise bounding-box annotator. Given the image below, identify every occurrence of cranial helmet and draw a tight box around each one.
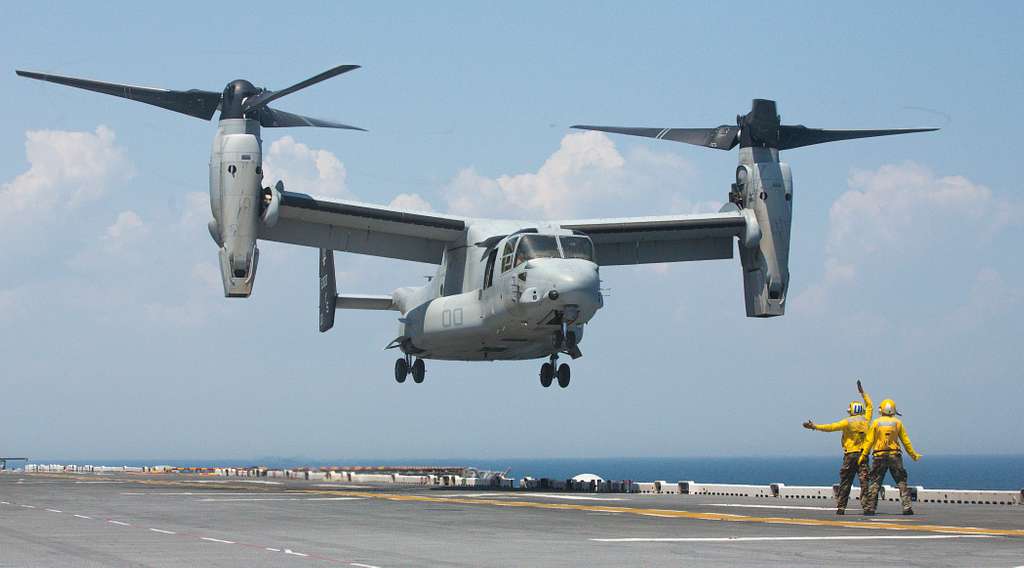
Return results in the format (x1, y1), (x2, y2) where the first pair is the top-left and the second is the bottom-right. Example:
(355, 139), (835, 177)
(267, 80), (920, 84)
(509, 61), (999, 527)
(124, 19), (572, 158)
(848, 401), (865, 416)
(879, 399), (899, 416)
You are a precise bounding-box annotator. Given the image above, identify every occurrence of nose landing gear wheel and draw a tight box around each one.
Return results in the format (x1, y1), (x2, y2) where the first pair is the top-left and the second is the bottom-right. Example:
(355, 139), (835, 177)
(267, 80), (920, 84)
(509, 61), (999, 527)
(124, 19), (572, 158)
(412, 359), (426, 383)
(539, 362), (554, 387)
(395, 358), (409, 383)
(556, 363), (571, 388)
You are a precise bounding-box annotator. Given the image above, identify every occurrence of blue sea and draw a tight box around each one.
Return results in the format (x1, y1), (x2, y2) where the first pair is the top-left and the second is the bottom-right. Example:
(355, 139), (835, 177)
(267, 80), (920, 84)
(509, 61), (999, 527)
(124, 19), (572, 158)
(35, 455), (1023, 490)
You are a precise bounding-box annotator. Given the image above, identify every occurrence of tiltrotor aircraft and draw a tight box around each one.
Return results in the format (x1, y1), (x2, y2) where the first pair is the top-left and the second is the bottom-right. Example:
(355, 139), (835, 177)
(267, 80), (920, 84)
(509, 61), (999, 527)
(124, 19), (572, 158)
(17, 66), (936, 388)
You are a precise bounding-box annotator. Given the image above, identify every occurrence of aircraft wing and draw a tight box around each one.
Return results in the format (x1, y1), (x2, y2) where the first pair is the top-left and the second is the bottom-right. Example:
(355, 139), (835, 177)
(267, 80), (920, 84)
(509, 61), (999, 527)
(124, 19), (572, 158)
(259, 192), (468, 264)
(558, 210), (758, 266)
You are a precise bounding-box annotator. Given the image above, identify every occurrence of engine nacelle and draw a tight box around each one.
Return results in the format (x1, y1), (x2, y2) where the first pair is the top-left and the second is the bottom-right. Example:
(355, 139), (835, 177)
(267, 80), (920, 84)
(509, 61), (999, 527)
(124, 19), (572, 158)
(735, 148), (792, 317)
(210, 120), (263, 297)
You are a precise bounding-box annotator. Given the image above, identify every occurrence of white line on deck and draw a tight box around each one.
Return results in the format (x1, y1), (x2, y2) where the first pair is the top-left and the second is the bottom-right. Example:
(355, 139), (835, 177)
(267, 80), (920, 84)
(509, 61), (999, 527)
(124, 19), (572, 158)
(266, 547), (281, 552)
(0, 501), (9, 505)
(705, 503), (838, 511)
(197, 497), (364, 502)
(351, 563), (382, 568)
(590, 535), (996, 543)
(73, 514), (91, 519)
(284, 549), (308, 556)
(19, 504), (35, 508)
(518, 493), (626, 501)
(45, 508), (62, 513)
(150, 528), (176, 534)
(193, 480), (281, 485)
(107, 520), (131, 526)
(122, 492), (289, 496)
(201, 537), (236, 544)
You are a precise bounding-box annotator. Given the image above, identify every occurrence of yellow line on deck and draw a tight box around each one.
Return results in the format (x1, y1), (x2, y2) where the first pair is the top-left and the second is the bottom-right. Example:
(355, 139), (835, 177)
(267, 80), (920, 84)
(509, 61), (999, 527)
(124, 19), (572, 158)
(43, 475), (1024, 538)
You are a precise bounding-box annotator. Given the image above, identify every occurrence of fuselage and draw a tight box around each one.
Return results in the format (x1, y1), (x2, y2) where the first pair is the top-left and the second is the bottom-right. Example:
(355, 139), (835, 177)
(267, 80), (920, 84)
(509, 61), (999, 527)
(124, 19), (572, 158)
(394, 227), (603, 361)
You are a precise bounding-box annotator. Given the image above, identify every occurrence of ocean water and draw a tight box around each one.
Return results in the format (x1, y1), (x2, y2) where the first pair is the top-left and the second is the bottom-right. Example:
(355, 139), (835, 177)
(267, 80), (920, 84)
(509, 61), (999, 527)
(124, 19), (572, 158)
(36, 455), (1023, 490)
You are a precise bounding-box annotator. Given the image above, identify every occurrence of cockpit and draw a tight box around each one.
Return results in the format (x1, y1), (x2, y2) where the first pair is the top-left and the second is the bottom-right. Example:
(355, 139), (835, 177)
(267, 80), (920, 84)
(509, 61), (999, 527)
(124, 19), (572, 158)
(502, 234), (595, 273)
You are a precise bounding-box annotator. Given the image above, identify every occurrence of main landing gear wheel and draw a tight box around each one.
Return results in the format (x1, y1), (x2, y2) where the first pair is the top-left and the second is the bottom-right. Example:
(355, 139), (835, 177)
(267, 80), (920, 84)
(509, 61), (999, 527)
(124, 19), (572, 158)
(394, 358), (409, 383)
(539, 362), (554, 388)
(412, 359), (426, 383)
(556, 363), (571, 388)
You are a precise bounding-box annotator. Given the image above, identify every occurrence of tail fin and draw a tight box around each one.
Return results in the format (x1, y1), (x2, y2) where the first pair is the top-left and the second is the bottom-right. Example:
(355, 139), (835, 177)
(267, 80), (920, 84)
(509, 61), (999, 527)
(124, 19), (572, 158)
(319, 249), (338, 332)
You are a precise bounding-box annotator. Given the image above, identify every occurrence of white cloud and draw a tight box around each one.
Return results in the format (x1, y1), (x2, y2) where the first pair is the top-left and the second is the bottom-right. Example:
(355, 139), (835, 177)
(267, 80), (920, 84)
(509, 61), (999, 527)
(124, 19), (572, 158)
(442, 131), (701, 219)
(262, 136), (351, 199)
(793, 162), (1007, 316)
(103, 210), (147, 244)
(388, 193), (434, 212)
(0, 126), (132, 224)
(827, 162), (992, 260)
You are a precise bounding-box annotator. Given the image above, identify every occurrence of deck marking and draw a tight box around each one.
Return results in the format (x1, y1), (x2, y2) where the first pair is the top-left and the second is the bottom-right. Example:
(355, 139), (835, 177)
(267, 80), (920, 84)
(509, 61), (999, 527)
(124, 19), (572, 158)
(706, 503), (837, 511)
(198, 497), (364, 502)
(19, 504), (35, 508)
(590, 535), (996, 543)
(284, 549), (308, 556)
(150, 528), (176, 534)
(73, 514), (92, 519)
(0, 501), (9, 504)
(107, 520), (131, 526)
(266, 547), (281, 552)
(517, 493), (626, 501)
(45, 508), (63, 513)
(122, 478), (1024, 538)
(202, 537), (236, 544)
(193, 479), (281, 485)
(351, 563), (381, 568)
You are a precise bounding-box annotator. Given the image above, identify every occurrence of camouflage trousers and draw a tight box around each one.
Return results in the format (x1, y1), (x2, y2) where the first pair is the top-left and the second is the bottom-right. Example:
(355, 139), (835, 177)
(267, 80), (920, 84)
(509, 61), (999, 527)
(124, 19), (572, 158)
(863, 452), (912, 513)
(836, 452), (870, 510)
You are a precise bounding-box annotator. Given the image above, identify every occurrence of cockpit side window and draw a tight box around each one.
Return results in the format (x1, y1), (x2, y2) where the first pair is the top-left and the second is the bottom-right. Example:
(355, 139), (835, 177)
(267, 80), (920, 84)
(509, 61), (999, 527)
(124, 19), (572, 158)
(500, 237), (517, 273)
(559, 236), (595, 262)
(483, 247), (498, 288)
(515, 235), (560, 267)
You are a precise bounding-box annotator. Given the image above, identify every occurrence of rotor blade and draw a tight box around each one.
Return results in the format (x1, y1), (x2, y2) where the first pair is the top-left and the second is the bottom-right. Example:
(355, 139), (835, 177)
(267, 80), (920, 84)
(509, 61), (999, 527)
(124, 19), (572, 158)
(778, 125), (939, 150)
(257, 107), (366, 130)
(571, 125), (739, 150)
(242, 64), (360, 111)
(15, 70), (221, 120)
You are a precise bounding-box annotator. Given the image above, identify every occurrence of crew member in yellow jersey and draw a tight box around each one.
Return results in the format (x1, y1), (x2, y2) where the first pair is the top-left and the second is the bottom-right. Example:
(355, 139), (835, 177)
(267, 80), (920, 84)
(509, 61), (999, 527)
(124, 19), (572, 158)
(858, 398), (922, 515)
(803, 379), (873, 514)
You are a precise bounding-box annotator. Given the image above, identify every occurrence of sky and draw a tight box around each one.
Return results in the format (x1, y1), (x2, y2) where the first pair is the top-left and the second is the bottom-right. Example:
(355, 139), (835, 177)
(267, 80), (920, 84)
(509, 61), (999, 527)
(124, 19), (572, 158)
(1, 2), (1021, 461)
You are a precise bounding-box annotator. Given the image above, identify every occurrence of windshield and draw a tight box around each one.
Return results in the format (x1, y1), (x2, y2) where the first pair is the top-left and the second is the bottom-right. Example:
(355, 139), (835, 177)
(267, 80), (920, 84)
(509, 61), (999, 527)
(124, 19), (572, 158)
(515, 235), (560, 266)
(559, 236), (594, 261)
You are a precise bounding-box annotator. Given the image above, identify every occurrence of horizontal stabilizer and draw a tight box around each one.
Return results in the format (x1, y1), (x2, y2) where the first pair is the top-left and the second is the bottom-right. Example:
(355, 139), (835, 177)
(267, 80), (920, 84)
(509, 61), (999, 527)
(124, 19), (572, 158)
(336, 294), (396, 311)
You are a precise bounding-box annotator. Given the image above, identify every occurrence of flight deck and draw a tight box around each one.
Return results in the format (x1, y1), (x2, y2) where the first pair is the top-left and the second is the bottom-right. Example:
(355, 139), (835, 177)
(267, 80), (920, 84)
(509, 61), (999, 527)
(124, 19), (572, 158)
(1, 471), (1021, 567)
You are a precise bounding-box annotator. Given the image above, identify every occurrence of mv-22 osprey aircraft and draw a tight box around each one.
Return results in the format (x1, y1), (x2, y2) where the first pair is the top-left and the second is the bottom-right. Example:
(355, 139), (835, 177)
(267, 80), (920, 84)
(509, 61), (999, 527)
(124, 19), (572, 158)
(17, 65), (935, 388)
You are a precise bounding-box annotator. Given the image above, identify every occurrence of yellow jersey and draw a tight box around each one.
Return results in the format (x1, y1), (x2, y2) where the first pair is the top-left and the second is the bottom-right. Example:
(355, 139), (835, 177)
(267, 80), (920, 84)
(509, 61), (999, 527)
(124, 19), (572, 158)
(813, 392), (873, 454)
(860, 416), (921, 460)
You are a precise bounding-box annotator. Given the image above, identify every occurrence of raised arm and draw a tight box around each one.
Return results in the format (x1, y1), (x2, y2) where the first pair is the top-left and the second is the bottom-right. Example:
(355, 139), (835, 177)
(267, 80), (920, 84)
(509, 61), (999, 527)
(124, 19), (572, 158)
(859, 380), (873, 422)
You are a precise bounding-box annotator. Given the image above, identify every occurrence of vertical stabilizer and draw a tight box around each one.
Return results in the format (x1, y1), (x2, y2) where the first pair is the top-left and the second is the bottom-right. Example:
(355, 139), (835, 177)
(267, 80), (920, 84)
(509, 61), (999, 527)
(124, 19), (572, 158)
(319, 249), (338, 332)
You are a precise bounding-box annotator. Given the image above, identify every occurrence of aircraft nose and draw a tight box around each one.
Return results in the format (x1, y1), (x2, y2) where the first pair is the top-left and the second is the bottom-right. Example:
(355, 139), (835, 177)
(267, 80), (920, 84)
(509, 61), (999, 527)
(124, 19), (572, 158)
(534, 259), (601, 309)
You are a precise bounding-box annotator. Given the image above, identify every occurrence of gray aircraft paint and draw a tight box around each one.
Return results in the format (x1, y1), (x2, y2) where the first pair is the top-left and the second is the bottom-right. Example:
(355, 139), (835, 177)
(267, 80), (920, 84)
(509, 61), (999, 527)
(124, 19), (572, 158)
(14, 69), (936, 380)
